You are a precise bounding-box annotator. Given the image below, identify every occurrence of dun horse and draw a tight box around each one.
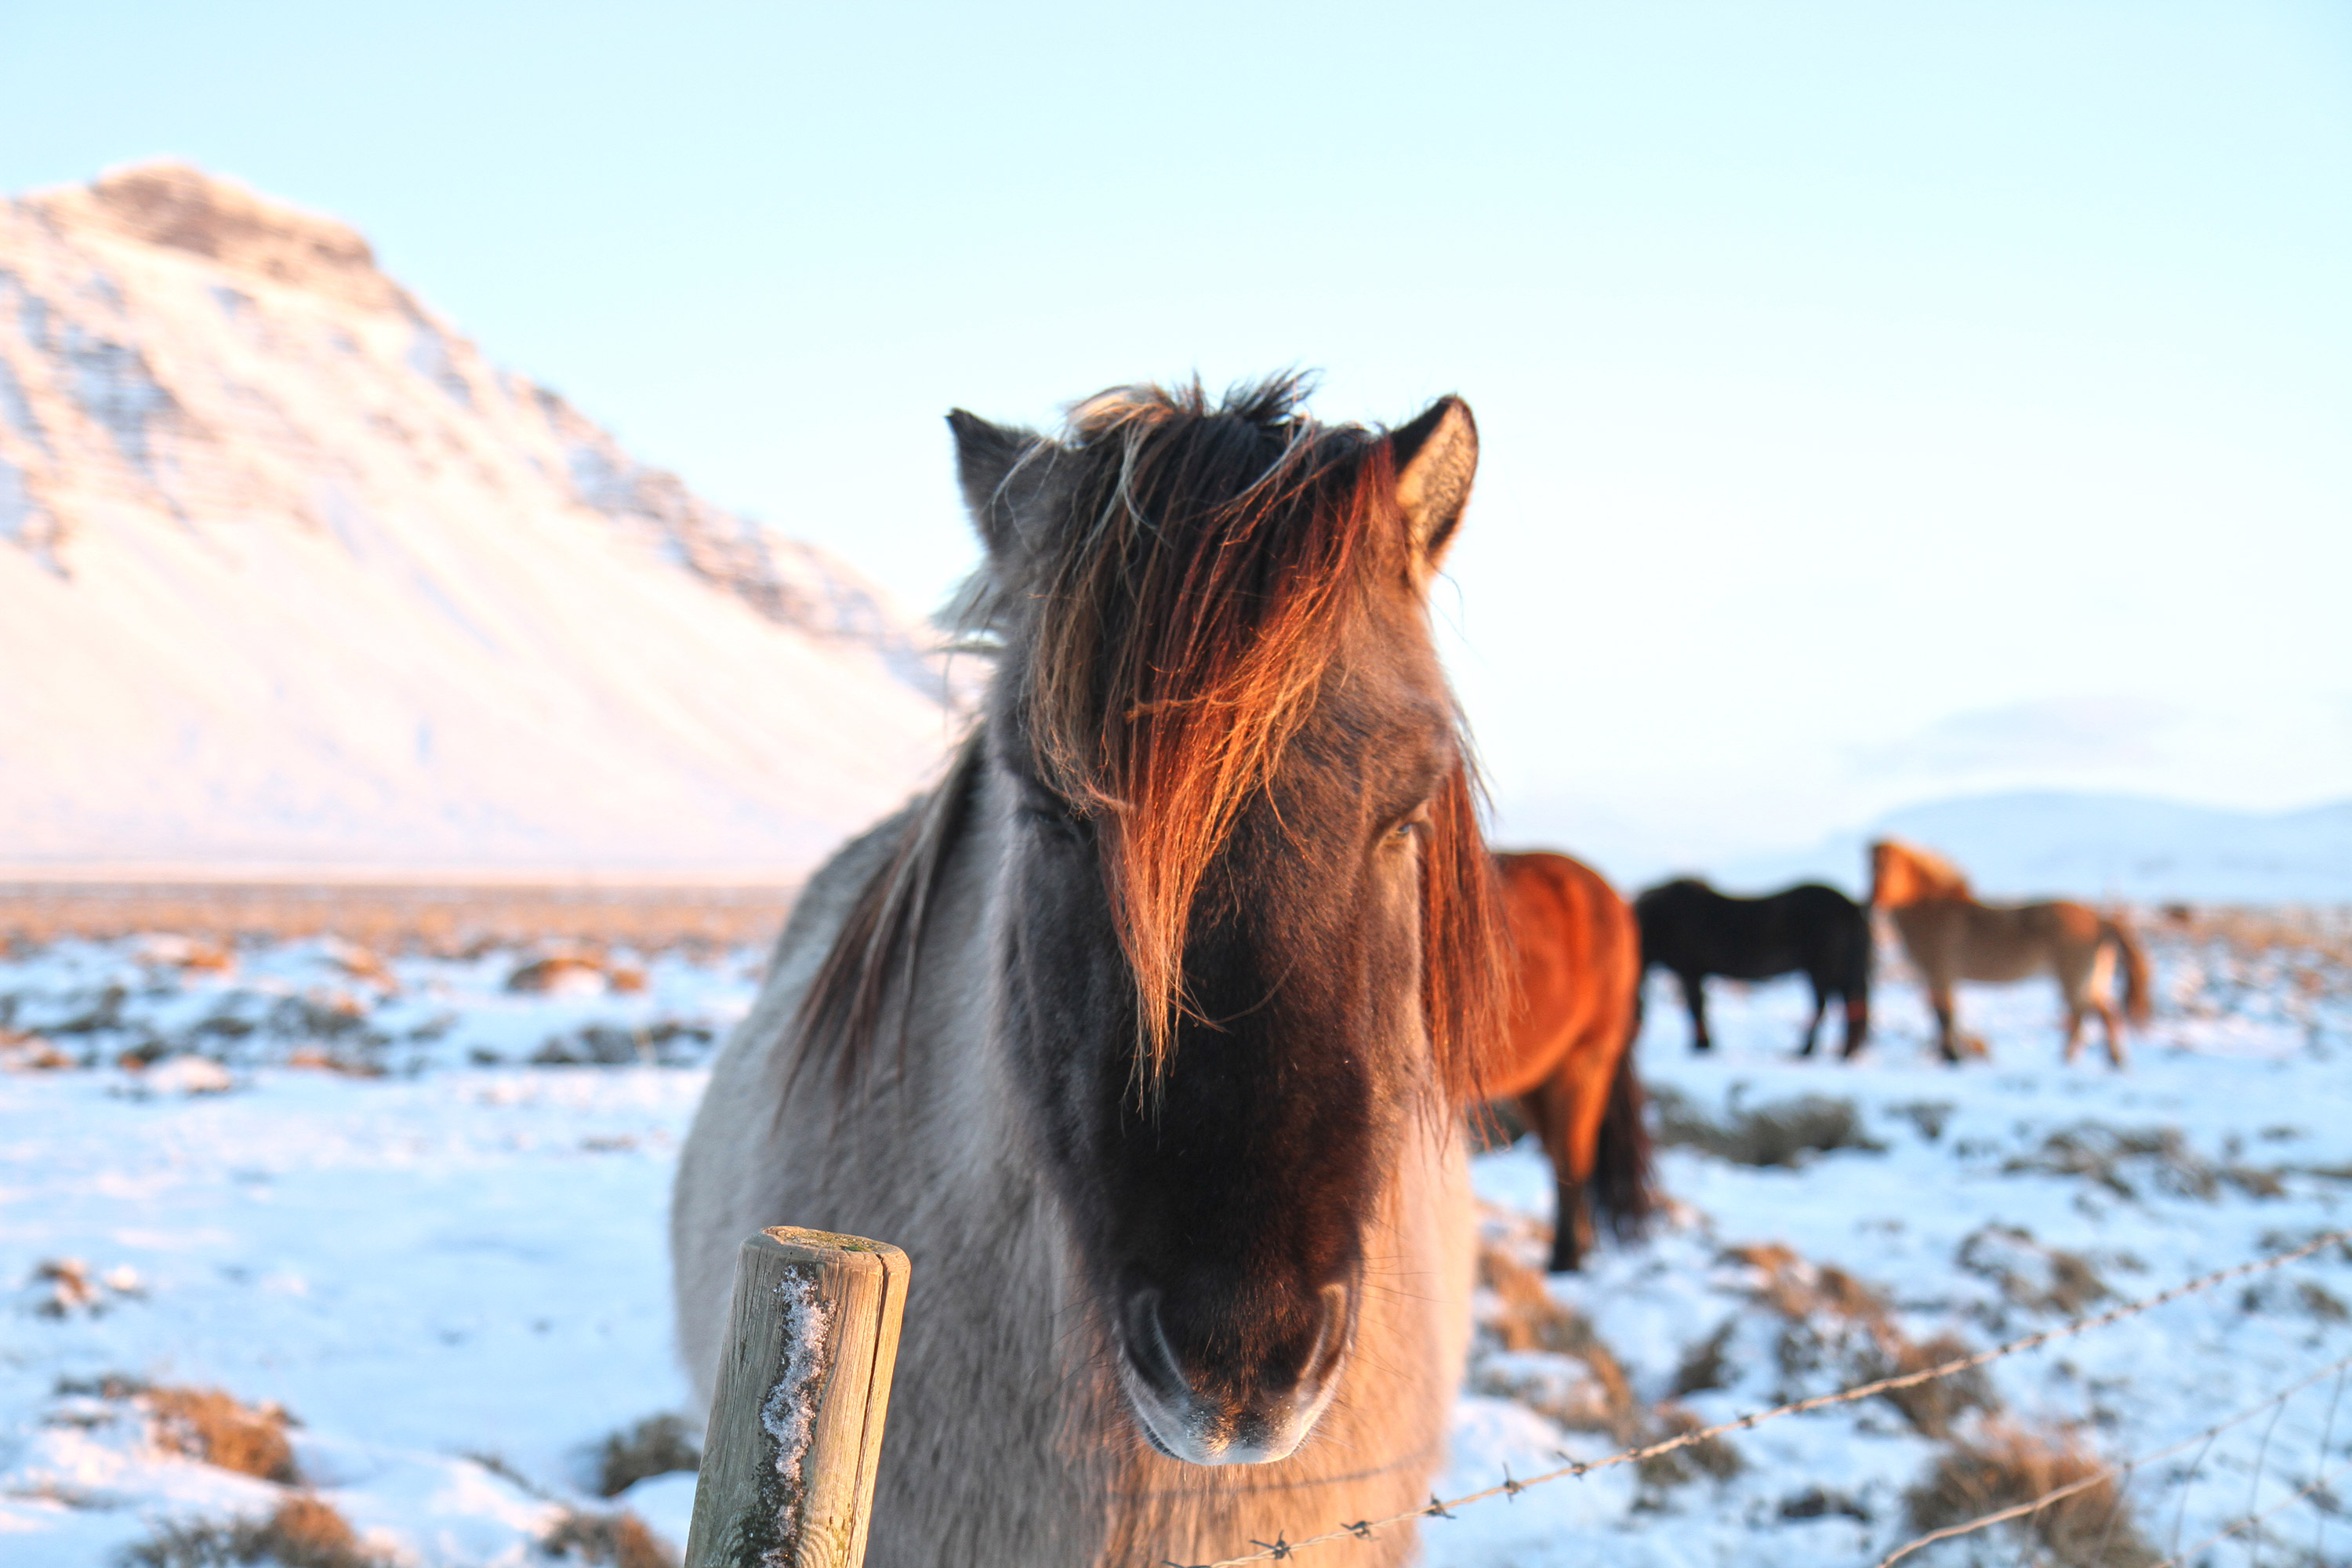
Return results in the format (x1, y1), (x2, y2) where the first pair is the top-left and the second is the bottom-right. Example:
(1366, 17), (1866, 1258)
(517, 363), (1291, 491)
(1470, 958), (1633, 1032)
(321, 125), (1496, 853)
(1871, 838), (2150, 1065)
(1634, 879), (1873, 1058)
(673, 380), (1512, 1567)
(1490, 851), (1653, 1272)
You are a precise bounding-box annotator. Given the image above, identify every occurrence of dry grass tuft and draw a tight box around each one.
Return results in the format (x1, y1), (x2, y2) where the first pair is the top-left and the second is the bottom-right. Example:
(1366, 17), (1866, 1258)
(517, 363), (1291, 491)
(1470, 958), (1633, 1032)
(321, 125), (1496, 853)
(543, 1508), (674, 1568)
(1653, 1086), (1886, 1167)
(1906, 1421), (2157, 1567)
(1670, 1320), (1737, 1397)
(1474, 1242), (1639, 1432)
(30, 1257), (105, 1316)
(1728, 1244), (1992, 1439)
(593, 1414), (700, 1497)
(1873, 1331), (1994, 1441)
(1634, 1404), (1746, 1491)
(2, 1029), (74, 1069)
(147, 1385), (300, 1483)
(118, 1495), (387, 1568)
(1958, 1224), (2113, 1318)
(58, 1370), (151, 1399)
(2005, 1122), (2283, 1203)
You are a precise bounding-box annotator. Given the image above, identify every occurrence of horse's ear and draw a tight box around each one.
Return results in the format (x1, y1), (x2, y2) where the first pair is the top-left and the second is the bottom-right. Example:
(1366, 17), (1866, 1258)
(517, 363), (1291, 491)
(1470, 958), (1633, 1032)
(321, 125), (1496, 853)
(1391, 396), (1478, 568)
(947, 408), (1051, 564)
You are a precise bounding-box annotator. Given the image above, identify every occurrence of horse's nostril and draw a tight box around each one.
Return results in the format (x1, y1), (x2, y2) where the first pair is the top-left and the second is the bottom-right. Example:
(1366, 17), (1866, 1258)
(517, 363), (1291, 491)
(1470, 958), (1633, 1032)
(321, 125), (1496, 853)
(1305, 1281), (1351, 1385)
(1120, 1287), (1188, 1401)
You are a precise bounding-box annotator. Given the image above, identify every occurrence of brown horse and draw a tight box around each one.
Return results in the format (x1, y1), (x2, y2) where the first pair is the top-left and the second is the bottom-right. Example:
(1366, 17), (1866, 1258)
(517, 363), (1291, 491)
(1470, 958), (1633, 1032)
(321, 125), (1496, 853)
(1489, 851), (1655, 1272)
(1871, 838), (2151, 1066)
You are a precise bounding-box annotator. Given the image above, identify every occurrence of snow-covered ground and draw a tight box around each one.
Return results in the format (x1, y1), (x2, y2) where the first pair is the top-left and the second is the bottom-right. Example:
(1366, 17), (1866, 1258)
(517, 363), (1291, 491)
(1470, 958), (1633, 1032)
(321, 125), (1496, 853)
(4, 924), (2350, 1566)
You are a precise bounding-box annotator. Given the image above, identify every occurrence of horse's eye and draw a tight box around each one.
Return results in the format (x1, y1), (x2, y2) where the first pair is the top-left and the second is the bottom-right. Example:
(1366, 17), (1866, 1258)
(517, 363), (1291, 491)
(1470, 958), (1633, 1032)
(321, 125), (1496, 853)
(1388, 804), (1434, 842)
(1019, 786), (1089, 842)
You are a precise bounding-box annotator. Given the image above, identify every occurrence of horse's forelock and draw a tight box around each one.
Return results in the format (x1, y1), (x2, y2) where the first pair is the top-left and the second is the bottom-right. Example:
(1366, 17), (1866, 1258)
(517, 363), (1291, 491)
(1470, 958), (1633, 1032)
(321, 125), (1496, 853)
(1021, 378), (1504, 1091)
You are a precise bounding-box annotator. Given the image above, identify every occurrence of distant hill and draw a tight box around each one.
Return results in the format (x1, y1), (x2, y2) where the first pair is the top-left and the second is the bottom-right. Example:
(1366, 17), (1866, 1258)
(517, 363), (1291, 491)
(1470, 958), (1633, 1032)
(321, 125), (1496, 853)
(0, 165), (959, 877)
(1710, 792), (2352, 905)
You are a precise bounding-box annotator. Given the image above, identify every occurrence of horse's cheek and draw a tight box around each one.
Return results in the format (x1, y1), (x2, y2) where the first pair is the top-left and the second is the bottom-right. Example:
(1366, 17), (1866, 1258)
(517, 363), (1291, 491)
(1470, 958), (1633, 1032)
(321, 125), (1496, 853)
(1005, 845), (1131, 1201)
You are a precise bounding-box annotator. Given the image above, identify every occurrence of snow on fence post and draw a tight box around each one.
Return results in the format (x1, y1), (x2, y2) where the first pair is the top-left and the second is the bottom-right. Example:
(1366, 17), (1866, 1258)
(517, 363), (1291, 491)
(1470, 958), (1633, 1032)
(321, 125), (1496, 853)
(684, 1227), (909, 1568)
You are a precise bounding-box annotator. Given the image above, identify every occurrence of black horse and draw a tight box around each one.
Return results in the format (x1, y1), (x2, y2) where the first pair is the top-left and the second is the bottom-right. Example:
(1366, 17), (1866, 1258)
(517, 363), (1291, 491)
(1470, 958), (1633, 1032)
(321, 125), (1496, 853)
(1633, 878), (1872, 1057)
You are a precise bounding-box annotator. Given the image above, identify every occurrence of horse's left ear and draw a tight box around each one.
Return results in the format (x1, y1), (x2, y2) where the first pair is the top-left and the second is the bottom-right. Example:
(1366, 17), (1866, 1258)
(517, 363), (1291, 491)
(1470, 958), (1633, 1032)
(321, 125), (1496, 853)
(948, 408), (1053, 565)
(1391, 397), (1478, 568)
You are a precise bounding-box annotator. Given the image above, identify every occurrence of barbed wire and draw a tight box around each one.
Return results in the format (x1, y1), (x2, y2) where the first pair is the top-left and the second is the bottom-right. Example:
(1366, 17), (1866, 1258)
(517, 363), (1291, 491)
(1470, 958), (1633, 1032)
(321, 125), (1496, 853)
(1871, 1351), (2352, 1566)
(1178, 1226), (2352, 1568)
(2155, 1456), (2352, 1568)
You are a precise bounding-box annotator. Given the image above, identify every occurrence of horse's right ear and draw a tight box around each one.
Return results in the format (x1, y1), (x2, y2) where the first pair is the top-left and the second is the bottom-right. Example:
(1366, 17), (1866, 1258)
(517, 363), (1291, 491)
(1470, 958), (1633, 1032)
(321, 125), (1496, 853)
(1389, 396), (1478, 568)
(948, 408), (1049, 564)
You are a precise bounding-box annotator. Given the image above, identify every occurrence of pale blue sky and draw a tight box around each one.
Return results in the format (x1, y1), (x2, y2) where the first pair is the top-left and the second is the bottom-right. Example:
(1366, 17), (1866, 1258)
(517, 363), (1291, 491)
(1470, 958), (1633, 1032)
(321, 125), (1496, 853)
(5, 2), (2348, 873)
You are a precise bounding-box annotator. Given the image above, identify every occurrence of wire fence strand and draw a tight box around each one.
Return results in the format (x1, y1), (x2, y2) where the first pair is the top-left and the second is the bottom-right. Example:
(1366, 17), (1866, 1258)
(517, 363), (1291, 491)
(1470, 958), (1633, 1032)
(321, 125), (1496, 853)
(2153, 1455), (2352, 1568)
(1181, 1227), (2352, 1568)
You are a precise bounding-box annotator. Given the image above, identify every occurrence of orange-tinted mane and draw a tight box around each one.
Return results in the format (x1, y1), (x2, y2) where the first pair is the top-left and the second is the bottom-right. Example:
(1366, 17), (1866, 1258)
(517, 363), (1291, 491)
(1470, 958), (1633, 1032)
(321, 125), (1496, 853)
(1870, 837), (1973, 908)
(797, 379), (1508, 1103)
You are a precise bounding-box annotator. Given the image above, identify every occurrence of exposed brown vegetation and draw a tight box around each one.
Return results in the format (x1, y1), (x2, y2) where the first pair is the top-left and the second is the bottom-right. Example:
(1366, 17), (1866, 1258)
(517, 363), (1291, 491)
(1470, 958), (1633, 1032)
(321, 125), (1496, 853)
(2159, 902), (2352, 973)
(1635, 1404), (1746, 1491)
(1473, 1240), (1639, 1437)
(0, 1029), (74, 1069)
(2005, 1122), (2284, 1203)
(1653, 1086), (1886, 1167)
(543, 1508), (674, 1568)
(1906, 1421), (2157, 1567)
(0, 880), (792, 951)
(1958, 1225), (2113, 1318)
(30, 1257), (105, 1316)
(118, 1495), (388, 1568)
(1671, 1320), (1737, 1397)
(1728, 1243), (1993, 1439)
(508, 954), (645, 995)
(593, 1414), (699, 1497)
(147, 1385), (300, 1483)
(1471, 1232), (1744, 1493)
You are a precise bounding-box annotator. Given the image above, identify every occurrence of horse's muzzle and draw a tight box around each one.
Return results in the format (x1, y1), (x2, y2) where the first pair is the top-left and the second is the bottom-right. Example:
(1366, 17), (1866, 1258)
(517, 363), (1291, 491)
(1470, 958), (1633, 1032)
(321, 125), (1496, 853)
(1115, 1283), (1352, 1465)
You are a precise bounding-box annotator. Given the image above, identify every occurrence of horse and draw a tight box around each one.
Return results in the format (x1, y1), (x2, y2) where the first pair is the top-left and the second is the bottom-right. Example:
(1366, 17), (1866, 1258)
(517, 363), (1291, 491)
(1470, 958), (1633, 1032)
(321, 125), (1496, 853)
(1632, 878), (1873, 1058)
(672, 378), (1515, 1568)
(1870, 838), (2151, 1065)
(1488, 851), (1653, 1273)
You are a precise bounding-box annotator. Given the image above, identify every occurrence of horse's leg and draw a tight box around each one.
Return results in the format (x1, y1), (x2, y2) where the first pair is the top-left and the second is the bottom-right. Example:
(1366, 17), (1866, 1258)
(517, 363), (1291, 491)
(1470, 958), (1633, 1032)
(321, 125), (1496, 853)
(2061, 1004), (2086, 1064)
(1797, 974), (1827, 1058)
(2099, 998), (2129, 1069)
(1841, 994), (1869, 1059)
(1931, 984), (1962, 1065)
(1519, 1075), (1593, 1273)
(1679, 971), (1711, 1054)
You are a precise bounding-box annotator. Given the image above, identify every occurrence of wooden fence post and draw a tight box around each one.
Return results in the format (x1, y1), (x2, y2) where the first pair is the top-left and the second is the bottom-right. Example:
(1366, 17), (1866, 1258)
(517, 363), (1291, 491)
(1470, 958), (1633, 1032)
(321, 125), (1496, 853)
(683, 1227), (909, 1568)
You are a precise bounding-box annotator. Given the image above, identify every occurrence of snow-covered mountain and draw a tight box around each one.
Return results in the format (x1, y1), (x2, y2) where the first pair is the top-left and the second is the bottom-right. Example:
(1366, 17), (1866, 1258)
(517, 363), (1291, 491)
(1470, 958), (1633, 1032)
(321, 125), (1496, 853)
(0, 164), (961, 877)
(1708, 792), (2352, 905)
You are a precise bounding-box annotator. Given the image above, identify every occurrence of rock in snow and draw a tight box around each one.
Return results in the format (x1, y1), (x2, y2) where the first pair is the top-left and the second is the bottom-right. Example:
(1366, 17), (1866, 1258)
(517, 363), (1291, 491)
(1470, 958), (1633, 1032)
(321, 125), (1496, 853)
(0, 163), (960, 877)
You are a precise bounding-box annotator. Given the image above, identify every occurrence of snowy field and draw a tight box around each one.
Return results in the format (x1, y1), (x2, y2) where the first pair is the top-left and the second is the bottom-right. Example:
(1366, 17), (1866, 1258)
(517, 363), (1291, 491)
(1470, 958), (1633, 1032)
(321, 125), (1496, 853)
(3, 922), (2350, 1566)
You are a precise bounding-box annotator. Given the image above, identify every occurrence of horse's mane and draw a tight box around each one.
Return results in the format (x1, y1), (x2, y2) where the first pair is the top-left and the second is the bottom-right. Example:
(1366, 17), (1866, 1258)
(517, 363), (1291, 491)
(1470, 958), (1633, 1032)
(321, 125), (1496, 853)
(792, 377), (1507, 1104)
(1873, 837), (1973, 902)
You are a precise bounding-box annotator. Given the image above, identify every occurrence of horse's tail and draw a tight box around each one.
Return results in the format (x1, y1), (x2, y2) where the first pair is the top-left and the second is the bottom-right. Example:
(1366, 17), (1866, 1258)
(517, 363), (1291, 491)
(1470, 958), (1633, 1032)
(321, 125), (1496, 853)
(1589, 1023), (1657, 1240)
(2102, 915), (2153, 1027)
